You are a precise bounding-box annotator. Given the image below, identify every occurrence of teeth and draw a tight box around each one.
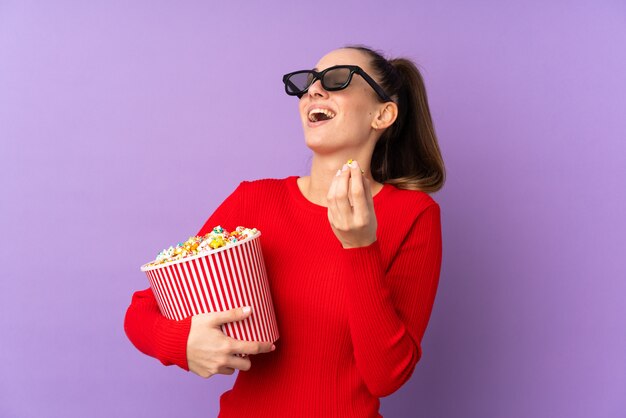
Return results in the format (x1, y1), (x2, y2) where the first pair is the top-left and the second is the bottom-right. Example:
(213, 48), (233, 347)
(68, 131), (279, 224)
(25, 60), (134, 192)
(308, 108), (336, 122)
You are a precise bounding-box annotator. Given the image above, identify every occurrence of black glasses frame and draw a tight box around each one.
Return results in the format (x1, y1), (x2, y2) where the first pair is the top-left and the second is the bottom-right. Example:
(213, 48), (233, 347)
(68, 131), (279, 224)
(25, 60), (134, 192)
(282, 65), (392, 102)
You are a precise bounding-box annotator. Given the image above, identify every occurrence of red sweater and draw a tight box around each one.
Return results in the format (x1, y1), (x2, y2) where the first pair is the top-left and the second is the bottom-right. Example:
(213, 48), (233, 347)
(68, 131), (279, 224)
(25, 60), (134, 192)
(124, 176), (442, 417)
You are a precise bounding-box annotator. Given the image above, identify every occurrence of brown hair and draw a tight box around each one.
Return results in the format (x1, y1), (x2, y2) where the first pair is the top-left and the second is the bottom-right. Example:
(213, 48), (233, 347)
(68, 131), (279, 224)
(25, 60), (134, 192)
(345, 45), (446, 193)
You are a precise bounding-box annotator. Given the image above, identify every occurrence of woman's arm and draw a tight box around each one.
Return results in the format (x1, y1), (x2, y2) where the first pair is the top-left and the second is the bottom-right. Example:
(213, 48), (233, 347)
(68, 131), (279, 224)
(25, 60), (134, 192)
(327, 161), (443, 397)
(341, 203), (442, 397)
(124, 288), (192, 369)
(123, 181), (250, 370)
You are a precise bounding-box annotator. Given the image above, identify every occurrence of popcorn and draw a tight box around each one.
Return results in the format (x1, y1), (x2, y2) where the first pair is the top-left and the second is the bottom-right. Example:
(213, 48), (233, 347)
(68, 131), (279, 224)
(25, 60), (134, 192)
(140, 224), (278, 346)
(346, 159), (365, 174)
(147, 225), (259, 267)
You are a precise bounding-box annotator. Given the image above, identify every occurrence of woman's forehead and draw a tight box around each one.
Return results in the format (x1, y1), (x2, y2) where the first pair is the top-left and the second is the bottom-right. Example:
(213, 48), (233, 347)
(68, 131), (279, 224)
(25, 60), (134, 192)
(314, 48), (371, 71)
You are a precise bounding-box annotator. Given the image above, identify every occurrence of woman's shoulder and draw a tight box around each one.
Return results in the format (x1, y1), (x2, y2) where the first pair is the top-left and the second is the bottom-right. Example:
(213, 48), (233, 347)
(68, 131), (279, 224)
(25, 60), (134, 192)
(233, 177), (295, 223)
(232, 176), (295, 204)
(238, 176), (294, 191)
(385, 183), (440, 214)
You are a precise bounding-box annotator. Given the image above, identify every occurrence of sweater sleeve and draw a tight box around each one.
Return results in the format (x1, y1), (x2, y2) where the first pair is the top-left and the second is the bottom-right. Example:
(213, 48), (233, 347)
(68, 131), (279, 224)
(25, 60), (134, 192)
(123, 287), (193, 370)
(340, 203), (442, 397)
(123, 181), (248, 371)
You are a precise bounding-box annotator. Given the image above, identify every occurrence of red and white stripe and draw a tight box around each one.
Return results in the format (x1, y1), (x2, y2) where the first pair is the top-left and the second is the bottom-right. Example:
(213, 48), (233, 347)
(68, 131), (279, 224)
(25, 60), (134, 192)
(142, 235), (279, 344)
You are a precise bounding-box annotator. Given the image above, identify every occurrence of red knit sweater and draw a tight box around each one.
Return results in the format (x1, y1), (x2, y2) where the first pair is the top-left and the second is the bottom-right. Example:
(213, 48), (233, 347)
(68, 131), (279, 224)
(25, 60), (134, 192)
(124, 176), (442, 417)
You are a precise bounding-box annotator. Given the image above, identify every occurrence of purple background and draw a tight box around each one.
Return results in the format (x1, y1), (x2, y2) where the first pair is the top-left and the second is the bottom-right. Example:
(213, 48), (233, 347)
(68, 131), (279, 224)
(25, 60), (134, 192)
(1, 1), (625, 417)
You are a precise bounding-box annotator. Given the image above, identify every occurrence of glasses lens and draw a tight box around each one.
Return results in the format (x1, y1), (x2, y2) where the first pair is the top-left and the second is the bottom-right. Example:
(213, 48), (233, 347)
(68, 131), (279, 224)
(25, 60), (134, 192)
(286, 72), (314, 94)
(322, 67), (351, 90)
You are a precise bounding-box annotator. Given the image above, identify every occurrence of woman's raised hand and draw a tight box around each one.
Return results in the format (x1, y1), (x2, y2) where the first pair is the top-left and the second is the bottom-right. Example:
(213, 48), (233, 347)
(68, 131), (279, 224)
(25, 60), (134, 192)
(186, 307), (275, 378)
(326, 160), (378, 249)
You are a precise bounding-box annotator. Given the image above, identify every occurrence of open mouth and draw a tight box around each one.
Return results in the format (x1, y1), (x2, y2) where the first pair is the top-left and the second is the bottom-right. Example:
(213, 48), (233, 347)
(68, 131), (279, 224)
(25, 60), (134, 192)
(308, 108), (336, 123)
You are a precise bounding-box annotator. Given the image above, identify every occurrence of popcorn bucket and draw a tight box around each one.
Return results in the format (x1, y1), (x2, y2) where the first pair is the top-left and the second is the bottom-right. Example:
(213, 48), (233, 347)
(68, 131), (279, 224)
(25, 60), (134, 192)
(140, 232), (279, 344)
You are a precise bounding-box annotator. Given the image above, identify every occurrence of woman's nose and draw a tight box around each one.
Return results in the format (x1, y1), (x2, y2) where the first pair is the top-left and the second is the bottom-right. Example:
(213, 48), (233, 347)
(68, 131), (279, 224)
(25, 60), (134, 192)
(307, 78), (328, 98)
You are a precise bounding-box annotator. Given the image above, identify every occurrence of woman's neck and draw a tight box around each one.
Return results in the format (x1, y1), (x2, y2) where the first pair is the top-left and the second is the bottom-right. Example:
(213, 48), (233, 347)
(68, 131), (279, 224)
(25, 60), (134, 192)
(297, 155), (383, 207)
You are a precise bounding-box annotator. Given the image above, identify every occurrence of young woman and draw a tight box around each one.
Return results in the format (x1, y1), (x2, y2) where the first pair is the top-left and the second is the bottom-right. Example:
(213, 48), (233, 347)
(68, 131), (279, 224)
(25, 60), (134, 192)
(125, 45), (445, 417)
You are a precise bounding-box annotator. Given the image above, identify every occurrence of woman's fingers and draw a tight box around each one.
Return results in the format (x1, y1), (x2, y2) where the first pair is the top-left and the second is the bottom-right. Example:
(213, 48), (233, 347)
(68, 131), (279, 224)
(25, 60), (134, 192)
(228, 336), (274, 355)
(187, 313), (275, 379)
(327, 161), (373, 225)
(219, 367), (236, 375)
(327, 160), (378, 248)
(224, 353), (253, 371)
(333, 164), (353, 221)
(348, 162), (368, 218)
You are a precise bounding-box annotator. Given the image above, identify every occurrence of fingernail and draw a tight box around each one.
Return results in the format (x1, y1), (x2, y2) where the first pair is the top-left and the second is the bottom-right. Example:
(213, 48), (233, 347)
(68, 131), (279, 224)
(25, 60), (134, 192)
(336, 169), (341, 177)
(342, 164), (348, 171)
(271, 344), (276, 351)
(349, 160), (358, 168)
(243, 306), (251, 314)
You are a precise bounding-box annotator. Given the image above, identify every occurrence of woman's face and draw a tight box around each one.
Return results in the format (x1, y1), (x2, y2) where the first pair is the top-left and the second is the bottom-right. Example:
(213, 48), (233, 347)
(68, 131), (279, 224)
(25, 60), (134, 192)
(298, 48), (387, 155)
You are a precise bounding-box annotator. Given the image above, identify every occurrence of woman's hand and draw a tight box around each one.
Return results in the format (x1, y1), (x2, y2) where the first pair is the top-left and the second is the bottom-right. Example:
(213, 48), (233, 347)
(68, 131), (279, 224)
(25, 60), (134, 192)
(327, 160), (378, 249)
(187, 307), (275, 378)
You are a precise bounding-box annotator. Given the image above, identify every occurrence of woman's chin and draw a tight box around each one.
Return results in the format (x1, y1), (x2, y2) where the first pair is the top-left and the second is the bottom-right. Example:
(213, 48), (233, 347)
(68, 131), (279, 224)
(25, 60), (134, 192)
(303, 135), (341, 155)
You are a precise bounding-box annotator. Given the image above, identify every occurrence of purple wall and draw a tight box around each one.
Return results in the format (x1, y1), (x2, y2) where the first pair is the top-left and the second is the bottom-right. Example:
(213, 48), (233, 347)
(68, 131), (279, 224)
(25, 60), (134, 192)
(1, 1), (625, 417)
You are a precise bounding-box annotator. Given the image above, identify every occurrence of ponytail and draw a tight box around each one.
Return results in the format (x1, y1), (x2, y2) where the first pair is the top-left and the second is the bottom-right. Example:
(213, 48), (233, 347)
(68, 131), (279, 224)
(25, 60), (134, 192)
(346, 45), (446, 193)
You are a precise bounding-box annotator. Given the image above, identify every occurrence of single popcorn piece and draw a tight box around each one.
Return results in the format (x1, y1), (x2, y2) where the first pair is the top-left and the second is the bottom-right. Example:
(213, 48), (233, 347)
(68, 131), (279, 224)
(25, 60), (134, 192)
(346, 159), (365, 174)
(147, 225), (259, 267)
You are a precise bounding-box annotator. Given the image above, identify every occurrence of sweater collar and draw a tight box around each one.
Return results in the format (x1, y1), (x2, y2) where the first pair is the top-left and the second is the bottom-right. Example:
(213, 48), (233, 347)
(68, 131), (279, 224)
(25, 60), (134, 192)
(286, 175), (393, 214)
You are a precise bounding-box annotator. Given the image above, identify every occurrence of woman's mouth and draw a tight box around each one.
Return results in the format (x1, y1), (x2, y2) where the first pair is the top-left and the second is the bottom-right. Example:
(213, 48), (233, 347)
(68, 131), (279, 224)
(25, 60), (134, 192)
(307, 108), (336, 127)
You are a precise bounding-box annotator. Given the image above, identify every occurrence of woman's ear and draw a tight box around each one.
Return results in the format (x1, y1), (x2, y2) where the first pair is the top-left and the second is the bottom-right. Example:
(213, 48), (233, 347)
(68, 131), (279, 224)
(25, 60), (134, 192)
(371, 102), (398, 130)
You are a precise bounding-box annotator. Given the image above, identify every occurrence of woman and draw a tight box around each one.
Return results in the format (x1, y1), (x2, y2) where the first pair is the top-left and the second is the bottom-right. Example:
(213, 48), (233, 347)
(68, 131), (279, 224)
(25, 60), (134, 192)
(124, 45), (445, 417)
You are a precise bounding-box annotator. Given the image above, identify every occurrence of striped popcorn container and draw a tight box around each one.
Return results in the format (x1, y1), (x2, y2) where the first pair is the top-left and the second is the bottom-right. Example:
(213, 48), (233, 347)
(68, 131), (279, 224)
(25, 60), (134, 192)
(140, 231), (279, 347)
